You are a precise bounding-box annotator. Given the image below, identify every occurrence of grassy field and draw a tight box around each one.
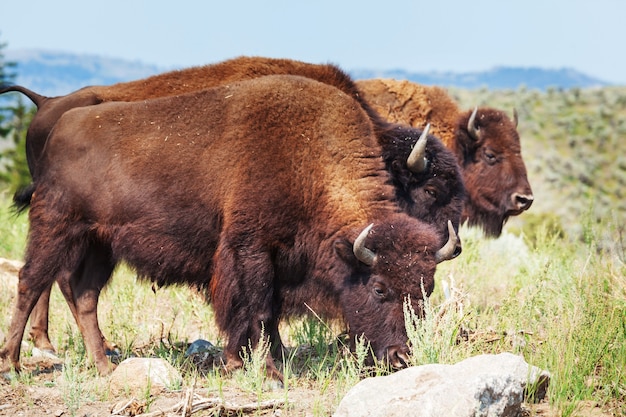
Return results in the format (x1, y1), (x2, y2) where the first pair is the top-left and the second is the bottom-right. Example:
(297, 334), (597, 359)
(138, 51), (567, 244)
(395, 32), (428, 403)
(0, 86), (625, 416)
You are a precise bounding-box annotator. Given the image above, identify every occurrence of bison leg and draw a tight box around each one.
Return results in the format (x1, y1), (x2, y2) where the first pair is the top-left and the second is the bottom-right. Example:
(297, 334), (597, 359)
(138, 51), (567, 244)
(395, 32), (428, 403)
(0, 262), (59, 374)
(29, 277), (116, 358)
(211, 236), (283, 381)
(1, 195), (90, 374)
(56, 244), (116, 375)
(28, 283), (56, 353)
(1, 194), (115, 376)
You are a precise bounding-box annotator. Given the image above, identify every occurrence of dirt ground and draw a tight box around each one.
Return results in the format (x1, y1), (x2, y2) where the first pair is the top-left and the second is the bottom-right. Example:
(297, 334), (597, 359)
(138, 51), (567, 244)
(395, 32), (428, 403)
(0, 356), (619, 417)
(0, 355), (321, 417)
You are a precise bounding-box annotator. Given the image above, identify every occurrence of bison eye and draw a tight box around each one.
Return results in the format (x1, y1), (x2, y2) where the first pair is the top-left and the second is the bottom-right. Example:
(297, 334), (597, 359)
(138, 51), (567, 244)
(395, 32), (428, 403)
(373, 283), (387, 298)
(483, 149), (497, 165)
(425, 187), (437, 199)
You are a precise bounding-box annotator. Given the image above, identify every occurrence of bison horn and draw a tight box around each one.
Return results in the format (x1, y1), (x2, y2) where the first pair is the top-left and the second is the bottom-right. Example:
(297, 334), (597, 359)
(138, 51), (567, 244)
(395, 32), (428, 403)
(468, 107), (480, 140)
(512, 108), (519, 128)
(353, 223), (377, 266)
(435, 220), (459, 263)
(407, 123), (430, 174)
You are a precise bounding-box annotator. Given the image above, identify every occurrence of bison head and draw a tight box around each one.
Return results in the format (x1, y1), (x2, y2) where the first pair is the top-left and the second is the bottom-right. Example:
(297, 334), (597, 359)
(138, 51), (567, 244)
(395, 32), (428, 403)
(380, 124), (465, 258)
(456, 107), (534, 237)
(333, 215), (457, 369)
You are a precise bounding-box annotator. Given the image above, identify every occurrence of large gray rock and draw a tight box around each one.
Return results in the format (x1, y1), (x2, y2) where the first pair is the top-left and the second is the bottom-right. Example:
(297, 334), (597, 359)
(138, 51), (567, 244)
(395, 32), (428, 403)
(334, 353), (550, 417)
(109, 357), (183, 396)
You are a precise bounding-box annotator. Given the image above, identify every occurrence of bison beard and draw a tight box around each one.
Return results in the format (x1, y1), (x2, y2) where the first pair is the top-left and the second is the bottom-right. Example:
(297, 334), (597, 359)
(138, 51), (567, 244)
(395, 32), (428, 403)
(2, 56), (465, 358)
(0, 75), (456, 380)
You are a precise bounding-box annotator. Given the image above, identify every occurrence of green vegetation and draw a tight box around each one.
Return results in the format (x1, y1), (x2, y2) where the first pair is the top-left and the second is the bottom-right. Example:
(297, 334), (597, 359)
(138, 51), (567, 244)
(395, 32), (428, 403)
(0, 34), (31, 193)
(0, 85), (625, 416)
(451, 86), (626, 250)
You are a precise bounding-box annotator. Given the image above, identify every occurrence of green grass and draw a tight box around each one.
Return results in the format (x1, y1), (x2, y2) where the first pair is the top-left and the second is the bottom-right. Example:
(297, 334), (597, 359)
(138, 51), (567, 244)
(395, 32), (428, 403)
(0, 189), (27, 259)
(1, 194), (623, 416)
(1, 86), (626, 416)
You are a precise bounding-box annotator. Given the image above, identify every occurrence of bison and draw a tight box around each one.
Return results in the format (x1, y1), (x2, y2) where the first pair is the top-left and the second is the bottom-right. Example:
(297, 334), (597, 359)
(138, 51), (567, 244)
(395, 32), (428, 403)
(355, 78), (534, 237)
(1, 75), (458, 379)
(1, 56), (465, 357)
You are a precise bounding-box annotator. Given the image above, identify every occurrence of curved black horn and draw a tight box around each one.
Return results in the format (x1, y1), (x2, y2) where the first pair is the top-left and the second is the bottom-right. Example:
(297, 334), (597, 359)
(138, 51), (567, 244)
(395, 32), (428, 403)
(407, 123), (430, 174)
(435, 220), (459, 263)
(468, 107), (480, 140)
(353, 223), (377, 266)
(512, 108), (519, 128)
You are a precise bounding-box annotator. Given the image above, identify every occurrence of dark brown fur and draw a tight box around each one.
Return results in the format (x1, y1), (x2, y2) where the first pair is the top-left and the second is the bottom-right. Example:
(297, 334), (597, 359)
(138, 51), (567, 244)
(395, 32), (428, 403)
(1, 57), (464, 356)
(356, 78), (534, 236)
(1, 75), (446, 378)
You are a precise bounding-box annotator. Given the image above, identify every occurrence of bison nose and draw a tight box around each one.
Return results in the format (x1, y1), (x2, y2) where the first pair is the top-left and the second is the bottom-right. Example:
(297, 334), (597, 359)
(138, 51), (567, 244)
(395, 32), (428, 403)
(512, 193), (534, 212)
(387, 345), (411, 369)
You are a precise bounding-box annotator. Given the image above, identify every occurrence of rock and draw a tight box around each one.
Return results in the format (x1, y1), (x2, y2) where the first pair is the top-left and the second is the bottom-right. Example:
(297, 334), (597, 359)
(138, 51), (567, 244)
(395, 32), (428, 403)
(31, 347), (60, 360)
(0, 258), (22, 288)
(334, 353), (550, 417)
(109, 357), (182, 396)
(185, 339), (215, 356)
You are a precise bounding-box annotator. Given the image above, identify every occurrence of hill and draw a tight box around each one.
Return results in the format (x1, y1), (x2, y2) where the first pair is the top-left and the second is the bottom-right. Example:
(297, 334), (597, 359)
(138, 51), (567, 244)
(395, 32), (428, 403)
(351, 66), (610, 90)
(4, 49), (163, 97)
(3, 49), (612, 97)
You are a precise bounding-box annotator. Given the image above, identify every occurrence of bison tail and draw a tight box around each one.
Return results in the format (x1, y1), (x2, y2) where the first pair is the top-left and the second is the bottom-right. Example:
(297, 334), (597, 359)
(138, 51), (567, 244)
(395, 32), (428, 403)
(0, 85), (48, 108)
(12, 183), (35, 213)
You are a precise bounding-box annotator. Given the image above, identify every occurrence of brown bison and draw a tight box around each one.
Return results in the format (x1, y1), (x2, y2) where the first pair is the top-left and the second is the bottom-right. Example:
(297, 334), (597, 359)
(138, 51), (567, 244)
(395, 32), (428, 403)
(355, 78), (534, 237)
(1, 56), (465, 357)
(0, 75), (457, 379)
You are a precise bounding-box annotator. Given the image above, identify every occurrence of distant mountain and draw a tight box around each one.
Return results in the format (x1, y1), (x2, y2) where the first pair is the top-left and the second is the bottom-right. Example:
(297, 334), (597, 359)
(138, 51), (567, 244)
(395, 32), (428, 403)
(3, 49), (164, 97)
(2, 49), (612, 98)
(351, 66), (611, 90)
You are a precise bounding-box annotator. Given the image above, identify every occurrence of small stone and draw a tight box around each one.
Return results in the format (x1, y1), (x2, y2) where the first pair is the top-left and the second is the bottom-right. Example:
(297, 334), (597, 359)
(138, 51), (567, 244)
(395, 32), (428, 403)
(185, 339), (215, 356)
(31, 347), (60, 360)
(109, 357), (182, 396)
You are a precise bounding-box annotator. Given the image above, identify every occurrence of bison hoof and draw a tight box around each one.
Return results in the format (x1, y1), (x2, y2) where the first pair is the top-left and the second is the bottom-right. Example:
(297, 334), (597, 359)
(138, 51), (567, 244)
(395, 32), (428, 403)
(0, 363), (19, 382)
(96, 361), (117, 376)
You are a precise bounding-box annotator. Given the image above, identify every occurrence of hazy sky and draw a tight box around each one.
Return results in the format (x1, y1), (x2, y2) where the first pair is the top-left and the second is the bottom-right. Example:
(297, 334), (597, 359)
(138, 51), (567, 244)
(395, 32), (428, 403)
(2, 0), (625, 84)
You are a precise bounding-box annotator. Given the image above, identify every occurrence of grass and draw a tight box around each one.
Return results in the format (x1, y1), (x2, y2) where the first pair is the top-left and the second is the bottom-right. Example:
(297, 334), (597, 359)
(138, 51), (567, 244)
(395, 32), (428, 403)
(1, 196), (623, 416)
(0, 189), (27, 259)
(1, 86), (626, 416)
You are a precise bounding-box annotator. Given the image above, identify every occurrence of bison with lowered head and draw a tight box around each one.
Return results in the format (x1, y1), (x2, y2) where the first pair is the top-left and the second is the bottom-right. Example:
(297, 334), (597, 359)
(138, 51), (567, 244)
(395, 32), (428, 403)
(1, 56), (465, 358)
(0, 75), (457, 380)
(355, 78), (534, 237)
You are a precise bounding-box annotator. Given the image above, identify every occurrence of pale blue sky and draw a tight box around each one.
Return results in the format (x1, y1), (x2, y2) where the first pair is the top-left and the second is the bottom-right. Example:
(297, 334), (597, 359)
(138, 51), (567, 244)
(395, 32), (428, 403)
(2, 0), (625, 84)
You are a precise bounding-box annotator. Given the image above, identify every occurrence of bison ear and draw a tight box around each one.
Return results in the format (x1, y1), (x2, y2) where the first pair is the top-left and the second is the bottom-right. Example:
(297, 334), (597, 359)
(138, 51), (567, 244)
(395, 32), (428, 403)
(334, 239), (360, 267)
(390, 159), (404, 176)
(390, 159), (411, 187)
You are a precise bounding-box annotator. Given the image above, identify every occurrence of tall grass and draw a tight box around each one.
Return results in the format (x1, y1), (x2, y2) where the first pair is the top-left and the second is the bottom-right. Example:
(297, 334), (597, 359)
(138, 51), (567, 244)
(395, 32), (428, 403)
(0, 189), (27, 259)
(429, 219), (626, 416)
(2, 192), (623, 415)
